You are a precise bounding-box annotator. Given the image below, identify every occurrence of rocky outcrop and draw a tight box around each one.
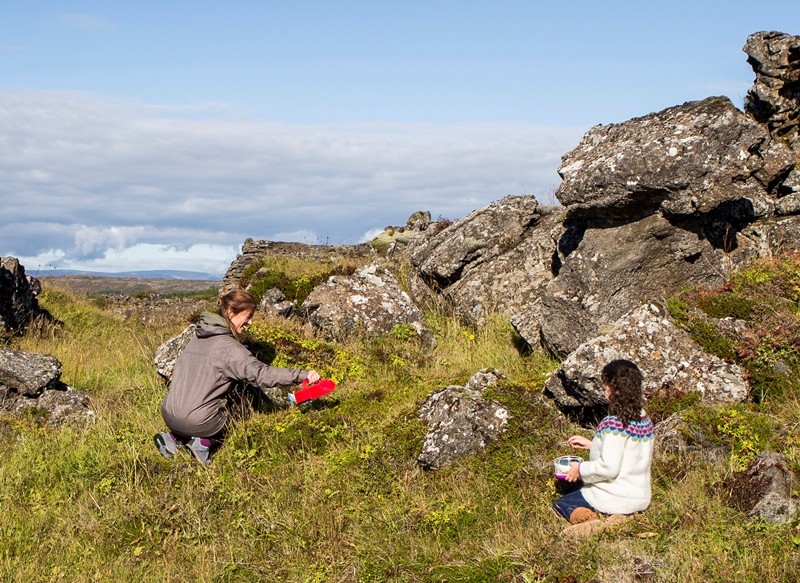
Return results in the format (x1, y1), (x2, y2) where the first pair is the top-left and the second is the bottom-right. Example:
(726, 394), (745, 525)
(0, 348), (95, 425)
(555, 96), (793, 216)
(0, 257), (53, 335)
(728, 450), (798, 524)
(532, 93), (798, 357)
(417, 369), (510, 471)
(545, 303), (749, 422)
(371, 211), (437, 255)
(221, 239), (375, 295)
(388, 32), (800, 360)
(303, 263), (433, 343)
(406, 196), (562, 326)
(744, 31), (800, 150)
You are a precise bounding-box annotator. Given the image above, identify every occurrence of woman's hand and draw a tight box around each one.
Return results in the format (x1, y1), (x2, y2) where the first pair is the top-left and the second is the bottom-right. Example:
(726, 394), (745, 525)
(305, 370), (321, 384)
(565, 461), (581, 482)
(567, 435), (592, 450)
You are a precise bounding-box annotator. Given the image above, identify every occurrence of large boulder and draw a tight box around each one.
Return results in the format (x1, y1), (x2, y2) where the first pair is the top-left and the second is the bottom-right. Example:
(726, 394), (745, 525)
(417, 369), (510, 471)
(531, 211), (800, 357)
(408, 196), (562, 326)
(528, 93), (799, 357)
(0, 348), (95, 425)
(0, 348), (62, 396)
(544, 303), (749, 423)
(303, 263), (432, 342)
(744, 31), (800, 150)
(555, 96), (794, 217)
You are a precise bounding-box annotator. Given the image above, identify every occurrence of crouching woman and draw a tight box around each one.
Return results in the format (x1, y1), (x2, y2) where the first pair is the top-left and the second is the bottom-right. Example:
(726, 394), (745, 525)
(553, 359), (654, 536)
(154, 289), (321, 465)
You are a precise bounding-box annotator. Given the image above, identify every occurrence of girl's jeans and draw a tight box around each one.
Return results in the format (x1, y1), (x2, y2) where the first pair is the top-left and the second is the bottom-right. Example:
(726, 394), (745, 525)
(552, 483), (597, 522)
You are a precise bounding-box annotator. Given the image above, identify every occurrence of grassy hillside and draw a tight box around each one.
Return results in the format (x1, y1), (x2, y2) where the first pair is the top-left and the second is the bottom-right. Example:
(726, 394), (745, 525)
(2, 254), (800, 582)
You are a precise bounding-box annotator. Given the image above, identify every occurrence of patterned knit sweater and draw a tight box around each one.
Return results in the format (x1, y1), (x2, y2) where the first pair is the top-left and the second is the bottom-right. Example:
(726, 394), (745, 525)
(579, 411), (655, 515)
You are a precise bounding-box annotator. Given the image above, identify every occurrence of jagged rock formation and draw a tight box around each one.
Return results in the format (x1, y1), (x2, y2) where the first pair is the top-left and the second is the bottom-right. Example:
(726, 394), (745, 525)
(532, 94), (797, 358)
(417, 369), (509, 471)
(303, 263), (433, 343)
(213, 31), (798, 453)
(376, 32), (800, 366)
(0, 257), (52, 335)
(544, 304), (749, 422)
(744, 31), (800, 149)
(0, 348), (95, 425)
(404, 196), (561, 326)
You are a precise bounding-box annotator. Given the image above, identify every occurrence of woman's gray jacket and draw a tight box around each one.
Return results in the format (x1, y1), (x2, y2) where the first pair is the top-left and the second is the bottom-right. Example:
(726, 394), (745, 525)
(161, 312), (308, 437)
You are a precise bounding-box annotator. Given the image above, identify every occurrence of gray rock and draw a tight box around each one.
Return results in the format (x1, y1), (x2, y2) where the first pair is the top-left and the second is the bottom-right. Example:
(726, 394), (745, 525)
(417, 369), (510, 471)
(533, 205), (800, 358)
(303, 262), (432, 343)
(0, 348), (94, 425)
(0, 257), (52, 335)
(729, 451), (798, 524)
(556, 96), (794, 217)
(0, 348), (62, 397)
(408, 195), (561, 327)
(545, 304), (749, 420)
(258, 288), (296, 318)
(153, 324), (196, 381)
(744, 31), (800, 150)
(8, 385), (96, 426)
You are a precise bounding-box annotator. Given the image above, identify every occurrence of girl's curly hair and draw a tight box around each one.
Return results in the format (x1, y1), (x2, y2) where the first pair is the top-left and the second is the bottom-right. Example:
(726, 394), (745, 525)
(601, 359), (644, 426)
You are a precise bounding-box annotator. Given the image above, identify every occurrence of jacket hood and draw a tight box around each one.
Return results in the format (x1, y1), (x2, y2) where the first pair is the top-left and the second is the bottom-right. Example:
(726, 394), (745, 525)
(195, 311), (233, 339)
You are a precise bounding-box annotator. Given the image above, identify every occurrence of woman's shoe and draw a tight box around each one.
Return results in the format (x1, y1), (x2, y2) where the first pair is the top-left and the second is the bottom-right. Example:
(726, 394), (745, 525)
(153, 432), (181, 460)
(186, 437), (212, 466)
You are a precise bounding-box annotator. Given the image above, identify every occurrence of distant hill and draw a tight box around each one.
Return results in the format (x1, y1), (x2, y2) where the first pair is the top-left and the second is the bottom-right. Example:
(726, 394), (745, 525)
(32, 269), (222, 281)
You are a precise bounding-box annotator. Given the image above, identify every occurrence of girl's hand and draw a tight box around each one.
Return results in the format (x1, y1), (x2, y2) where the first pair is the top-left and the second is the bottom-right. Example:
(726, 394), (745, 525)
(305, 370), (321, 384)
(567, 435), (592, 450)
(565, 461), (581, 482)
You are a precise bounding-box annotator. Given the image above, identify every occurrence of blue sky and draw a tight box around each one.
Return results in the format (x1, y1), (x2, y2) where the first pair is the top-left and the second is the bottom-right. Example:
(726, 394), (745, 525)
(1, 1), (797, 276)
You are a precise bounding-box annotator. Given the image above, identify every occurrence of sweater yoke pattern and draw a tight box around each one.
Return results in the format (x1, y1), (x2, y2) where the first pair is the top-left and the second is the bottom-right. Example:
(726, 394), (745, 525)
(595, 415), (654, 442)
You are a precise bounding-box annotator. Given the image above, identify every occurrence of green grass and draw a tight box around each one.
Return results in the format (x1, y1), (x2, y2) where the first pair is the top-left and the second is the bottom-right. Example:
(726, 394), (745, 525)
(2, 255), (800, 581)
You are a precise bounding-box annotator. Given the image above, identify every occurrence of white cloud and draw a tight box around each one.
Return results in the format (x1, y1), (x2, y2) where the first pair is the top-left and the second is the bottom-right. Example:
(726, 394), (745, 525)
(73, 225), (147, 256)
(0, 89), (585, 274)
(15, 243), (240, 277)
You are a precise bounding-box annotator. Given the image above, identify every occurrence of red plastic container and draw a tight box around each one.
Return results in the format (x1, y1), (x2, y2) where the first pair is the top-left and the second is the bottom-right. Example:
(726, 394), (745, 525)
(293, 378), (336, 404)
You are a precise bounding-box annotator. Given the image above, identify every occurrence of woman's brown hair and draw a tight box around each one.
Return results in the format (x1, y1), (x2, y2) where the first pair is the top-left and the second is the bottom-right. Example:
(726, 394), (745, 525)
(217, 289), (257, 340)
(601, 359), (644, 426)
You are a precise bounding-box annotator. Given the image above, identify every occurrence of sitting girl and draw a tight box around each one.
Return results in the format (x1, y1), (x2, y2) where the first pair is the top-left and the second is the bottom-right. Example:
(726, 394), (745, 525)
(552, 359), (654, 536)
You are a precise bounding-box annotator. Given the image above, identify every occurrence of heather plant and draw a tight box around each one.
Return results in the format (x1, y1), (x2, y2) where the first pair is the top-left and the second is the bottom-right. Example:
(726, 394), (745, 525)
(668, 252), (800, 403)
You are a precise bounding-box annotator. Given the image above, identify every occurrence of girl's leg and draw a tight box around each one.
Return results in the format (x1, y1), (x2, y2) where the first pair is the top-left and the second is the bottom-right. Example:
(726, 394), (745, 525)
(552, 488), (597, 522)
